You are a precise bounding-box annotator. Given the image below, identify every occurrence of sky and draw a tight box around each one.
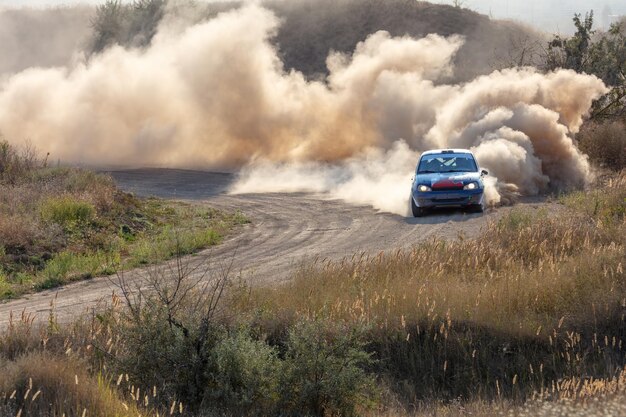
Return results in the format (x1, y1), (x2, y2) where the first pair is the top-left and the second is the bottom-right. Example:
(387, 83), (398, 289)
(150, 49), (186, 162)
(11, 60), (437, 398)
(438, 0), (626, 33)
(0, 0), (625, 34)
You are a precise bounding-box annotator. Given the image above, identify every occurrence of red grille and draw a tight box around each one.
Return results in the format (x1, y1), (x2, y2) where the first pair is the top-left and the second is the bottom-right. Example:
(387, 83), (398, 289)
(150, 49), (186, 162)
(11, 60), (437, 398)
(432, 179), (464, 190)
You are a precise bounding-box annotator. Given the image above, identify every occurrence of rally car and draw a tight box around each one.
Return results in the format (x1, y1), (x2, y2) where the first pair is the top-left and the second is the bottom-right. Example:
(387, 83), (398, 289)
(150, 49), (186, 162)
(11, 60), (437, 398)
(410, 149), (488, 217)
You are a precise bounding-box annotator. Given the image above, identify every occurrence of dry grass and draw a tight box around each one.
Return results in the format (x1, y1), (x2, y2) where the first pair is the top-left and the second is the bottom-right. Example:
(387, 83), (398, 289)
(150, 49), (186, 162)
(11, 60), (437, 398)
(1, 307), (625, 416)
(0, 308), (173, 417)
(0, 172), (624, 416)
(372, 375), (626, 417)
(245, 211), (623, 333)
(232, 172), (626, 404)
(0, 352), (141, 417)
(240, 175), (625, 334)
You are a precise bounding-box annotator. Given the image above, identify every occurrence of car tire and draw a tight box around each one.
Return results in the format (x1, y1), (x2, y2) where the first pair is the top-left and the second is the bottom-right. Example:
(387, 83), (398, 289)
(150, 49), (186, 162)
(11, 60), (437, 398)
(468, 204), (484, 213)
(410, 197), (426, 217)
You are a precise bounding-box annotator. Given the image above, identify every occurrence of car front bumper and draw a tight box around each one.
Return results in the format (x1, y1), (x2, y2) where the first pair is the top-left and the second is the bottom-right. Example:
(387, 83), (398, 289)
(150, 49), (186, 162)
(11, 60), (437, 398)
(413, 189), (484, 208)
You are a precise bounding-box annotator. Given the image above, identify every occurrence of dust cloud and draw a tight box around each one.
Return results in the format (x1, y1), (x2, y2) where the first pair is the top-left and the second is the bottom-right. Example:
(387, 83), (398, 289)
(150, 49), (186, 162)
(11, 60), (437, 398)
(0, 5), (607, 215)
(231, 140), (419, 215)
(0, 6), (92, 76)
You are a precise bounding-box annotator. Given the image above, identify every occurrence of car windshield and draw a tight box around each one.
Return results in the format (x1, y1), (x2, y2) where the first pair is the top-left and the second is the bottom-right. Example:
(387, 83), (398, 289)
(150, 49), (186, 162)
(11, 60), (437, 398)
(417, 154), (477, 173)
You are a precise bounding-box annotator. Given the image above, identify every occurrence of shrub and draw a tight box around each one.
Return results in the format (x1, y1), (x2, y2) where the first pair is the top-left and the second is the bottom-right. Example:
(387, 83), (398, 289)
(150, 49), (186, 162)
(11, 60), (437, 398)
(106, 261), (231, 410)
(578, 120), (626, 170)
(207, 328), (281, 413)
(101, 250), (379, 416)
(113, 300), (208, 406)
(0, 140), (39, 184)
(279, 319), (377, 417)
(0, 215), (46, 254)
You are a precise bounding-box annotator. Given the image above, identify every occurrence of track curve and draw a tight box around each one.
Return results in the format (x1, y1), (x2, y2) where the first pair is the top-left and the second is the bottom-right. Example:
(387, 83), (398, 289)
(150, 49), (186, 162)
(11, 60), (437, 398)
(0, 169), (548, 326)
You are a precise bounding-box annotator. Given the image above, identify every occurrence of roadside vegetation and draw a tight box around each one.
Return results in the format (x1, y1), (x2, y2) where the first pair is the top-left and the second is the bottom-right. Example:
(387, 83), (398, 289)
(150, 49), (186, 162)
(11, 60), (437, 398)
(578, 120), (626, 170)
(1, 169), (623, 416)
(0, 140), (246, 300)
(542, 12), (626, 172)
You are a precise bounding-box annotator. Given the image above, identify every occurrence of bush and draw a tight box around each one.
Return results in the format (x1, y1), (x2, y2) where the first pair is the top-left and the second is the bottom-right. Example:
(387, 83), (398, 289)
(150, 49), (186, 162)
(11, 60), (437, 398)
(207, 328), (281, 413)
(99, 252), (380, 416)
(105, 261), (231, 410)
(109, 301), (209, 407)
(0, 214), (47, 254)
(0, 140), (39, 184)
(279, 319), (377, 417)
(578, 121), (626, 170)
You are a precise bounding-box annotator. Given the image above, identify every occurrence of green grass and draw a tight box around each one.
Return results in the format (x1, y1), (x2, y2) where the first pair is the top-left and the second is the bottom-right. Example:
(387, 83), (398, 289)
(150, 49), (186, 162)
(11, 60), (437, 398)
(0, 270), (12, 299)
(1, 201), (247, 300)
(39, 196), (96, 228)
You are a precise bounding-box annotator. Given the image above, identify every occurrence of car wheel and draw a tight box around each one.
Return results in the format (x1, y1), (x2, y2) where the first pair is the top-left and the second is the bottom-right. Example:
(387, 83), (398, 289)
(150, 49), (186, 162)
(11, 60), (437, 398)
(467, 203), (484, 213)
(410, 197), (426, 217)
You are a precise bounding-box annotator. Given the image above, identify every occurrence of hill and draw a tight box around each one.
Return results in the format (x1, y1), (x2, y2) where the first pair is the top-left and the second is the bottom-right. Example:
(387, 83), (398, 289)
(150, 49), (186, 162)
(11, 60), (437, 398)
(265, 0), (544, 81)
(0, 0), (545, 82)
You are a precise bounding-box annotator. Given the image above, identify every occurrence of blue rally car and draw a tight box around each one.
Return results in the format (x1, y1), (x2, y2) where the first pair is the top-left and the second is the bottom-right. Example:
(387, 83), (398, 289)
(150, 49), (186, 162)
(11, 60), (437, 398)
(410, 149), (488, 217)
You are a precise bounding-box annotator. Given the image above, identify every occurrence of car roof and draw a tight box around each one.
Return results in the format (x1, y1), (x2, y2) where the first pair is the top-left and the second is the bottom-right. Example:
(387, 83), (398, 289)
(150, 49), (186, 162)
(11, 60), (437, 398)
(420, 148), (474, 156)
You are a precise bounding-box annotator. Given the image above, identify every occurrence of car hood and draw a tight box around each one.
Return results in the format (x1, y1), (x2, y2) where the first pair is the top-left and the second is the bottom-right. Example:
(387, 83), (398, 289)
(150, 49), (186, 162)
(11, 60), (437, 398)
(415, 172), (482, 189)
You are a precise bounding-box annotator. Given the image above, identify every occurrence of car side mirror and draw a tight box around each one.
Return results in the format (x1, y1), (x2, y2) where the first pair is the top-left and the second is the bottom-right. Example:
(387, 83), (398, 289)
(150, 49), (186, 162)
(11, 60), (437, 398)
(481, 169), (489, 176)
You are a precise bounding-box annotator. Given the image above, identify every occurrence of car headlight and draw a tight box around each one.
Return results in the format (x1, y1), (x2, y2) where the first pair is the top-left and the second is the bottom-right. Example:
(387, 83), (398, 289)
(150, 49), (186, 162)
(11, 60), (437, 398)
(463, 182), (478, 190)
(417, 184), (432, 192)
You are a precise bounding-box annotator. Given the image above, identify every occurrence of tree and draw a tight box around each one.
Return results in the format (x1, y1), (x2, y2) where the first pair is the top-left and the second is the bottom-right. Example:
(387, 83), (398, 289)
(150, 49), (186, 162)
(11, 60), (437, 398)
(90, 0), (166, 54)
(90, 0), (128, 53)
(492, 33), (544, 70)
(545, 11), (595, 73)
(588, 21), (626, 119)
(545, 11), (626, 120)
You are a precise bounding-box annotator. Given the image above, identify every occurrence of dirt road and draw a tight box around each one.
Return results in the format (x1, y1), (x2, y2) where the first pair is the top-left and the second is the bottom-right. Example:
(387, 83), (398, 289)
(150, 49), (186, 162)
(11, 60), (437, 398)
(0, 169), (548, 326)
